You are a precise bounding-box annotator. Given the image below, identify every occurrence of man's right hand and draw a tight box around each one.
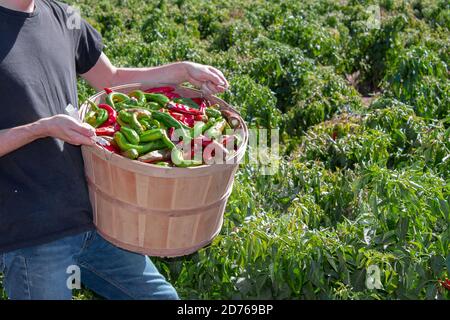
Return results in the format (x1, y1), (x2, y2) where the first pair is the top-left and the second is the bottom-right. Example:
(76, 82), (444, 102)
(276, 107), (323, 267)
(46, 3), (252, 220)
(38, 115), (96, 146)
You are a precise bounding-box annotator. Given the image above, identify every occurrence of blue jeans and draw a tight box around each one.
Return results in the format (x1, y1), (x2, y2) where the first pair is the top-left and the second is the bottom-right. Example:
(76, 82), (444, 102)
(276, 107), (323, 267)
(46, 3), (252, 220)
(0, 231), (179, 300)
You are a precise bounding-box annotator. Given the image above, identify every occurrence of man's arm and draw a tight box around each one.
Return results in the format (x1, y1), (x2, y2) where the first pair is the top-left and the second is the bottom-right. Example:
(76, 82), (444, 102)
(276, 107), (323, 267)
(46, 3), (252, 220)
(0, 115), (95, 158)
(81, 53), (229, 95)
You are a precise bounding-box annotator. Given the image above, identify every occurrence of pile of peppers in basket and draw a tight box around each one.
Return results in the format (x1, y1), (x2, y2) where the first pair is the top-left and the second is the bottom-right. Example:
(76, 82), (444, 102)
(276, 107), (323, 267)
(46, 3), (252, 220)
(83, 86), (244, 167)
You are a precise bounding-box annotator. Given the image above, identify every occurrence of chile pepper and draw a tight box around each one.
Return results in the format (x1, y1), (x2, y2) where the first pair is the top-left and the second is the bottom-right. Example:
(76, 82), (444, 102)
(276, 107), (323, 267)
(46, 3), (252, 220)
(152, 111), (191, 131)
(104, 87), (113, 95)
(144, 93), (170, 107)
(194, 114), (207, 122)
(203, 140), (230, 164)
(121, 148), (139, 160)
(205, 106), (222, 119)
(85, 100), (108, 128)
(170, 145), (202, 168)
(168, 102), (203, 116)
(98, 104), (117, 126)
(96, 136), (120, 153)
(120, 126), (140, 145)
(191, 97), (206, 107)
(118, 109), (133, 123)
(146, 102), (161, 110)
(123, 109), (153, 135)
(168, 127), (175, 141)
(138, 149), (171, 163)
(182, 114), (195, 127)
(114, 132), (167, 155)
(173, 98), (202, 110)
(95, 122), (121, 137)
(164, 92), (181, 100)
(140, 128), (166, 142)
(128, 90), (147, 105)
(131, 112), (146, 135)
(220, 135), (240, 151)
(169, 111), (195, 128)
(205, 119), (227, 140)
(106, 92), (133, 111)
(144, 86), (175, 94)
(154, 161), (171, 167)
(193, 121), (206, 139)
(138, 117), (156, 131)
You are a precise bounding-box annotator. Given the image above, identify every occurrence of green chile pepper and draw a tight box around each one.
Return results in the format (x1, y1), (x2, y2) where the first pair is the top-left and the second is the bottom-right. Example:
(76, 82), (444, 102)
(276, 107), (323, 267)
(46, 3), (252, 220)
(85, 103), (108, 128)
(131, 112), (145, 135)
(120, 127), (140, 145)
(202, 117), (216, 133)
(140, 129), (165, 142)
(121, 148), (139, 160)
(128, 90), (146, 105)
(144, 93), (170, 107)
(205, 107), (222, 119)
(146, 102), (161, 110)
(116, 117), (129, 128)
(171, 148), (202, 168)
(118, 110), (133, 123)
(154, 162), (170, 167)
(138, 118), (153, 130)
(152, 111), (191, 131)
(193, 121), (206, 138)
(106, 92), (131, 110)
(205, 119), (227, 139)
(114, 132), (167, 155)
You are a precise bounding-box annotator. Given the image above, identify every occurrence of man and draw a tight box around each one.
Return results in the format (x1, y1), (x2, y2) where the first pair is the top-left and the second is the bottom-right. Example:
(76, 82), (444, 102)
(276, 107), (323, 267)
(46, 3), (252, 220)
(0, 0), (228, 300)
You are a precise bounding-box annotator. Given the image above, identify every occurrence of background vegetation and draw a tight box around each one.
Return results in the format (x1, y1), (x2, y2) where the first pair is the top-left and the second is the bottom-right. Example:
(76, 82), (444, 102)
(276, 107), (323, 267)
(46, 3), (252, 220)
(1, 0), (449, 299)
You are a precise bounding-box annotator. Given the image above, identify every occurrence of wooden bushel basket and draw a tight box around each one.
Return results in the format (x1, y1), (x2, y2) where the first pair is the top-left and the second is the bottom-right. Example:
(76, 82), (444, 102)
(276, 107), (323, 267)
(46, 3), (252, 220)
(79, 84), (248, 257)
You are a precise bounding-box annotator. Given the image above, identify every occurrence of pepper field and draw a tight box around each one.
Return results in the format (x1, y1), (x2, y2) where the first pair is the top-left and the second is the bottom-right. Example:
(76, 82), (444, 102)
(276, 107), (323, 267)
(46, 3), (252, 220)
(1, 0), (449, 299)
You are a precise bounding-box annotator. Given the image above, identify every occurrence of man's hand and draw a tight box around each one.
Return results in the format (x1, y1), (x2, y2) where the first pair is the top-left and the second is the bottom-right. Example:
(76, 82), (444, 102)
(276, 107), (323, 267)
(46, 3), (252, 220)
(81, 53), (230, 95)
(0, 115), (95, 158)
(38, 115), (96, 146)
(183, 62), (229, 95)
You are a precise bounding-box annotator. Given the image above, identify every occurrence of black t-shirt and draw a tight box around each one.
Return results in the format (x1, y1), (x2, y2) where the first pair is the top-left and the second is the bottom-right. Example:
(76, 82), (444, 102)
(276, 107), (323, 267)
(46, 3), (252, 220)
(0, 0), (104, 253)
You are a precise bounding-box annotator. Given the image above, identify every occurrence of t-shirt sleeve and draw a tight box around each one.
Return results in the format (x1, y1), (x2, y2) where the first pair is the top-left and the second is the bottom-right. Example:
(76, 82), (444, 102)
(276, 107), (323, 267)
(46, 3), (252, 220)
(75, 19), (104, 75)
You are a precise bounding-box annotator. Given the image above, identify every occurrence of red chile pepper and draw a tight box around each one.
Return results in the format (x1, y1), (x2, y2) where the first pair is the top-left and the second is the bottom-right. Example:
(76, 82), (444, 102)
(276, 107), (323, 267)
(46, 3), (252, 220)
(191, 97), (207, 114)
(168, 127), (175, 141)
(169, 111), (195, 128)
(164, 92), (181, 99)
(168, 102), (203, 116)
(194, 114), (207, 121)
(98, 104), (117, 126)
(220, 135), (238, 150)
(194, 134), (213, 148)
(183, 114), (195, 127)
(169, 111), (185, 122)
(102, 143), (120, 153)
(144, 86), (175, 94)
(95, 122), (121, 137)
(104, 87), (113, 95)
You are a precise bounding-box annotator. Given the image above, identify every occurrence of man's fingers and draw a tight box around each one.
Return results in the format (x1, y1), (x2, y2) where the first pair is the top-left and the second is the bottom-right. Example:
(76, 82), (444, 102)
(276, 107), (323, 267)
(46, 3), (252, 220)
(202, 68), (224, 86)
(188, 76), (204, 89)
(72, 122), (95, 137)
(208, 67), (229, 88)
(205, 81), (222, 94)
(201, 82), (215, 96)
